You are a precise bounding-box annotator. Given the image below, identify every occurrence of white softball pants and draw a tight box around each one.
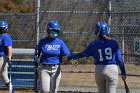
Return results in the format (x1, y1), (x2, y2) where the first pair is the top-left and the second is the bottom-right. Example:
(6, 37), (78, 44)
(40, 64), (61, 93)
(0, 55), (9, 84)
(95, 65), (118, 93)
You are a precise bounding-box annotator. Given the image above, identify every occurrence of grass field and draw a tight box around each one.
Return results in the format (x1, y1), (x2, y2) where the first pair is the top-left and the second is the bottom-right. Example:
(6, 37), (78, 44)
(0, 64), (140, 93)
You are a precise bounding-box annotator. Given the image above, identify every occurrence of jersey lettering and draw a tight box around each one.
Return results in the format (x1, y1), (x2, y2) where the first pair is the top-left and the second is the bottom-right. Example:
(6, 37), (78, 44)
(98, 47), (112, 61)
(45, 45), (60, 50)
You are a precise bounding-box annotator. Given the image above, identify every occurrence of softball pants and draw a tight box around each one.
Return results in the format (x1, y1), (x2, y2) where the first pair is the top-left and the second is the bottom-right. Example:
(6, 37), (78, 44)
(95, 65), (118, 93)
(0, 55), (9, 84)
(40, 64), (61, 93)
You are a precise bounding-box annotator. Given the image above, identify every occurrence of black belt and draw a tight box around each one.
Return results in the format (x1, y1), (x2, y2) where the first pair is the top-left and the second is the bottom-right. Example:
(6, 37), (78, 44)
(0, 55), (4, 57)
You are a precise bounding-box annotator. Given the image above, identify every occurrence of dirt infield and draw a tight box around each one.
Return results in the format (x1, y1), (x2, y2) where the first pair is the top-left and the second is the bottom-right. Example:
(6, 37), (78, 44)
(61, 64), (140, 88)
(0, 64), (140, 93)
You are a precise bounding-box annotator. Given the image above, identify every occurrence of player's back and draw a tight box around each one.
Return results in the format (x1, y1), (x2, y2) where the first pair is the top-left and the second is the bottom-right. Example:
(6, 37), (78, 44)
(91, 38), (119, 65)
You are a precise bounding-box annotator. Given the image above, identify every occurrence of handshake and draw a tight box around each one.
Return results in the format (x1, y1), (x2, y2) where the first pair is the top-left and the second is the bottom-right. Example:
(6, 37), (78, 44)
(62, 56), (78, 66)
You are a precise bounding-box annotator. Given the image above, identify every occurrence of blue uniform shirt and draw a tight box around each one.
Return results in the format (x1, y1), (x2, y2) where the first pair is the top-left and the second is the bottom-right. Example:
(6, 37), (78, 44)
(68, 38), (126, 75)
(0, 33), (12, 56)
(38, 37), (70, 65)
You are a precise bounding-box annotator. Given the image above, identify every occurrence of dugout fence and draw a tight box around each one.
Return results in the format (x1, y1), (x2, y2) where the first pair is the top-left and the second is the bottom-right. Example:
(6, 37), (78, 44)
(0, 0), (140, 93)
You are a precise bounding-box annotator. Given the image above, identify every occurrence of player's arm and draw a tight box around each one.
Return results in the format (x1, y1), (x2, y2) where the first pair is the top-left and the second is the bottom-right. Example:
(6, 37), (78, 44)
(116, 49), (126, 74)
(60, 41), (71, 64)
(3, 35), (12, 59)
(116, 46), (126, 81)
(34, 45), (41, 61)
(33, 45), (42, 68)
(4, 35), (13, 66)
(7, 46), (12, 60)
(67, 43), (93, 60)
(61, 42), (70, 57)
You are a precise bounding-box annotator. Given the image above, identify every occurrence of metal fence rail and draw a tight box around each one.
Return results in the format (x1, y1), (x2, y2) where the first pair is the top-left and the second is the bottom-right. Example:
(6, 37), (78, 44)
(0, 0), (140, 92)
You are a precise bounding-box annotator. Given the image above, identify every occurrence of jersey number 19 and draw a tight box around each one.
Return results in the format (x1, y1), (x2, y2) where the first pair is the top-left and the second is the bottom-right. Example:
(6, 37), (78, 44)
(98, 47), (112, 61)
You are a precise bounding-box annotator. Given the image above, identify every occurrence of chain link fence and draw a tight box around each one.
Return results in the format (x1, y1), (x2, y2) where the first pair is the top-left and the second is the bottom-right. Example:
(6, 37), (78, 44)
(0, 0), (140, 93)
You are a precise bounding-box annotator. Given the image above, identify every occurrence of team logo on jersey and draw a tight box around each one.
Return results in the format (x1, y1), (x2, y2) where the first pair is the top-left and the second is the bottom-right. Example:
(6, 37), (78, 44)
(45, 45), (60, 50)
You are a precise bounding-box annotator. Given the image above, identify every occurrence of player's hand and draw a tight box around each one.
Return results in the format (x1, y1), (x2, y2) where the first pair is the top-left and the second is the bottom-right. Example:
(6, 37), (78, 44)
(34, 59), (39, 67)
(35, 61), (38, 67)
(121, 75), (126, 81)
(34, 55), (38, 61)
(62, 56), (68, 64)
(70, 60), (78, 66)
(7, 59), (12, 68)
(34, 55), (39, 67)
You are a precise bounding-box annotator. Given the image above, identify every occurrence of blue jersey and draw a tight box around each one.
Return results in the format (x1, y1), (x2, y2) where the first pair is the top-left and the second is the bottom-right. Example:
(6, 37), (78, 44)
(68, 38), (126, 75)
(0, 33), (12, 56)
(38, 37), (70, 65)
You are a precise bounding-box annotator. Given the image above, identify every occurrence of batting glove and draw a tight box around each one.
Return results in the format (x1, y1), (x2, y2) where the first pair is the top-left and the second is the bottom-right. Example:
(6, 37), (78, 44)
(35, 61), (39, 68)
(34, 55), (39, 67)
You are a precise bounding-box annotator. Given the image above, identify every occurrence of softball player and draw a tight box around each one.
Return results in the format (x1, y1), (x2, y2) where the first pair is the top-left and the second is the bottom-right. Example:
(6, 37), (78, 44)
(0, 21), (13, 89)
(65, 22), (126, 93)
(34, 21), (70, 93)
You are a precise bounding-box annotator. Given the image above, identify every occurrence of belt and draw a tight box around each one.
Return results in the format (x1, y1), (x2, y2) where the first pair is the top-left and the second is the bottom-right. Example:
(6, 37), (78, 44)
(0, 55), (4, 57)
(95, 63), (116, 65)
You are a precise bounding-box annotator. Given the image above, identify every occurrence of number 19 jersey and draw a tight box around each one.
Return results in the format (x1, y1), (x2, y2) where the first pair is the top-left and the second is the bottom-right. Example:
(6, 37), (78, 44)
(87, 38), (121, 65)
(68, 38), (126, 75)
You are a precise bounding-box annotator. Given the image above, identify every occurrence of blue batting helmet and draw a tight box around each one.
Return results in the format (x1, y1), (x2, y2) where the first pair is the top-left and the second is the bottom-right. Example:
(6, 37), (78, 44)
(94, 21), (109, 36)
(0, 21), (8, 33)
(47, 21), (60, 34)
